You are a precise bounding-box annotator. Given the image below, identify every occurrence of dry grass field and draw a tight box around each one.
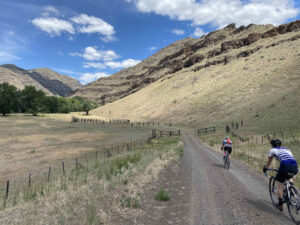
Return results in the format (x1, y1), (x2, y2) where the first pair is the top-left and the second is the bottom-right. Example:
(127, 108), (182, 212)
(0, 132), (182, 224)
(0, 114), (151, 191)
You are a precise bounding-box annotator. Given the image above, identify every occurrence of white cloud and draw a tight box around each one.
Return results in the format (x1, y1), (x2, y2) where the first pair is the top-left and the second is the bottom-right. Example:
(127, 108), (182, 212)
(71, 14), (116, 42)
(193, 27), (206, 37)
(79, 72), (110, 84)
(148, 46), (157, 51)
(53, 68), (77, 75)
(132, 0), (299, 27)
(70, 46), (119, 61)
(43, 5), (60, 16)
(32, 17), (75, 36)
(82, 59), (141, 70)
(0, 51), (21, 63)
(77, 46), (119, 61)
(0, 30), (26, 64)
(100, 35), (118, 43)
(171, 29), (185, 35)
(8, 30), (15, 36)
(83, 62), (106, 69)
(105, 59), (141, 69)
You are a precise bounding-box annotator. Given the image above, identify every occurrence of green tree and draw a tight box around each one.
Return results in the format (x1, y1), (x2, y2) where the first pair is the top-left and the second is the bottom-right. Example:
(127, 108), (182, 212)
(57, 97), (70, 113)
(21, 86), (46, 116)
(0, 82), (17, 116)
(43, 96), (59, 113)
(83, 101), (92, 115)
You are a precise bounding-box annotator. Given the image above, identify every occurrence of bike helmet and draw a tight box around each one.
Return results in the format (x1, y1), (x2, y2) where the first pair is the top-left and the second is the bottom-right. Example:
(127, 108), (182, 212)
(225, 136), (229, 139)
(270, 139), (282, 147)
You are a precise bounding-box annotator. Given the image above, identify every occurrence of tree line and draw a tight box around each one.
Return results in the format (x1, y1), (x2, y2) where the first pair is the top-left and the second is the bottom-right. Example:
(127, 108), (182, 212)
(0, 82), (98, 116)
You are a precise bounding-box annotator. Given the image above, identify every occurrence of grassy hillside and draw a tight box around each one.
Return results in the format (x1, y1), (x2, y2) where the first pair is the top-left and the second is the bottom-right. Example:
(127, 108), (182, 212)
(92, 28), (300, 131)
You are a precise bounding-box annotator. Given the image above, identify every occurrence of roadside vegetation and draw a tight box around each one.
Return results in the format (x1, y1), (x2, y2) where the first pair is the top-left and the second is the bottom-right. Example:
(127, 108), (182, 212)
(0, 82), (98, 116)
(155, 189), (171, 201)
(0, 135), (183, 225)
(198, 123), (300, 184)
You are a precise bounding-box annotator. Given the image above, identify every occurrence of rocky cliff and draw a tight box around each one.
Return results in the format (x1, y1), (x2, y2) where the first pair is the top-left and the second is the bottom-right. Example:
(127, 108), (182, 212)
(0, 65), (82, 96)
(70, 20), (300, 105)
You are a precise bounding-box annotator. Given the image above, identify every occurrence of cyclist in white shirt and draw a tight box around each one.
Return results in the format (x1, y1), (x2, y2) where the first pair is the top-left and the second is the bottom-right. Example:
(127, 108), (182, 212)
(263, 139), (298, 211)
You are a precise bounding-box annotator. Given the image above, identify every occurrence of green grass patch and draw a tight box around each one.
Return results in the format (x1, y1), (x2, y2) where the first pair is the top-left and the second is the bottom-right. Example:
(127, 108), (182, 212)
(155, 189), (170, 201)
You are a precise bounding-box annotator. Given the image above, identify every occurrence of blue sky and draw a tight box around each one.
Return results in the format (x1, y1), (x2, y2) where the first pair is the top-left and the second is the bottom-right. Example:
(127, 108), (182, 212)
(0, 0), (300, 84)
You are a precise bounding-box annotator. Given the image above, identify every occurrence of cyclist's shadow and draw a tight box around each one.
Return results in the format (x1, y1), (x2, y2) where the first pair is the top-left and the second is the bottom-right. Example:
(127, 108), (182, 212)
(246, 198), (292, 221)
(213, 163), (227, 169)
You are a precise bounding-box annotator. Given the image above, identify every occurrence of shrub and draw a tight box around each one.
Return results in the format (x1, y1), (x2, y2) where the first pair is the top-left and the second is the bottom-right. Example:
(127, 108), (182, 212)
(155, 189), (170, 201)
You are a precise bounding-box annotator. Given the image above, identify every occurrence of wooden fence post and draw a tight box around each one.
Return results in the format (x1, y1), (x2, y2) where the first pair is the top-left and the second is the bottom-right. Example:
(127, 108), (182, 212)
(226, 126), (230, 133)
(48, 167), (51, 182)
(6, 180), (9, 200)
(62, 162), (66, 175)
(29, 173), (31, 187)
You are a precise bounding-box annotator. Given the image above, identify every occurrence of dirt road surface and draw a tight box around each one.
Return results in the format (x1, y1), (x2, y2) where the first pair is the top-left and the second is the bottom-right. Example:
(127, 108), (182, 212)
(135, 133), (295, 225)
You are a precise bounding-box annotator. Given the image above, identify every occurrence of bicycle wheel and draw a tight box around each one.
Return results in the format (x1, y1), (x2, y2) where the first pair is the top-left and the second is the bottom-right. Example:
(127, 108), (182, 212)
(269, 176), (279, 206)
(287, 186), (300, 223)
(224, 156), (230, 169)
(227, 158), (230, 169)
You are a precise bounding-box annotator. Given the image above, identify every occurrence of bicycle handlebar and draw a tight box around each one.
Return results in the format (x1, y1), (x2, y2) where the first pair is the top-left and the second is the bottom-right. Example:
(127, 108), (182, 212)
(264, 168), (278, 177)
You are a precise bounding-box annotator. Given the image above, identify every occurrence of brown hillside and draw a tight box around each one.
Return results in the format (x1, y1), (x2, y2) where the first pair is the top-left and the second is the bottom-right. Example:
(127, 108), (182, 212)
(0, 65), (82, 96)
(91, 20), (300, 129)
(29, 68), (82, 96)
(70, 22), (279, 104)
(0, 65), (53, 95)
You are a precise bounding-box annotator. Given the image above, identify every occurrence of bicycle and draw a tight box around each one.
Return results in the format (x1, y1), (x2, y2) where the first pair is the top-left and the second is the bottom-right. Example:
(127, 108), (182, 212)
(265, 168), (300, 223)
(223, 150), (230, 169)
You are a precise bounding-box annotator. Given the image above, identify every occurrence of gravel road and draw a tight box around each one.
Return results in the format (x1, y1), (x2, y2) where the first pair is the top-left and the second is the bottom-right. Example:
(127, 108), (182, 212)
(183, 133), (294, 225)
(136, 133), (296, 225)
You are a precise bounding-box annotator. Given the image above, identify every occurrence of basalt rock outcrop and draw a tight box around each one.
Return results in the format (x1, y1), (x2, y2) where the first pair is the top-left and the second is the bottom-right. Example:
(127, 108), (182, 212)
(71, 20), (300, 104)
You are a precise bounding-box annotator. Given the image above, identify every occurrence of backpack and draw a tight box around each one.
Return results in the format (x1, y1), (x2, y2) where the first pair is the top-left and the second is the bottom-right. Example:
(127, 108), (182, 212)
(226, 139), (232, 144)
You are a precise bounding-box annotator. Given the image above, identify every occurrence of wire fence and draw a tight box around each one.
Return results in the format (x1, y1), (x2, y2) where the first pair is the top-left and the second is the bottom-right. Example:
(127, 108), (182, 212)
(0, 126), (181, 210)
(71, 116), (160, 127)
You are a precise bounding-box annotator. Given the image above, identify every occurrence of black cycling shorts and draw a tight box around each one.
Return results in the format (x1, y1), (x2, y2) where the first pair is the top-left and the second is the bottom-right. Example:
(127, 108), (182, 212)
(276, 164), (298, 183)
(224, 146), (232, 154)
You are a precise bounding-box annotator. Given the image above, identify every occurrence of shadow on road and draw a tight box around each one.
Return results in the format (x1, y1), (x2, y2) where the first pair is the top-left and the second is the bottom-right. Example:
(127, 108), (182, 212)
(246, 198), (293, 222)
(213, 163), (225, 169)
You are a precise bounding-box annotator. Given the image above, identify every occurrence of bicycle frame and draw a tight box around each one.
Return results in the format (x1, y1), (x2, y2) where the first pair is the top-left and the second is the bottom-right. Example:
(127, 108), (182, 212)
(266, 169), (296, 203)
(266, 168), (300, 223)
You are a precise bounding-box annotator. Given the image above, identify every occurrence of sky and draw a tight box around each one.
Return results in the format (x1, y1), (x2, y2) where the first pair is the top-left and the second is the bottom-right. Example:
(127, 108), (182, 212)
(0, 0), (300, 84)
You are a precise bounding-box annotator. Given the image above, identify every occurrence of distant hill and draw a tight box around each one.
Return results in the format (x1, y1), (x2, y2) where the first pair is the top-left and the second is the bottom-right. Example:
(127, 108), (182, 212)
(0, 64), (82, 96)
(89, 20), (300, 130)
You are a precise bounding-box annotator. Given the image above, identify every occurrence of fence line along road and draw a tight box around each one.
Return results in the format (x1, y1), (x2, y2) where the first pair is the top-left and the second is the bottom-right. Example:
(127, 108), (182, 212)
(72, 116), (160, 127)
(197, 127), (216, 135)
(1, 127), (182, 210)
